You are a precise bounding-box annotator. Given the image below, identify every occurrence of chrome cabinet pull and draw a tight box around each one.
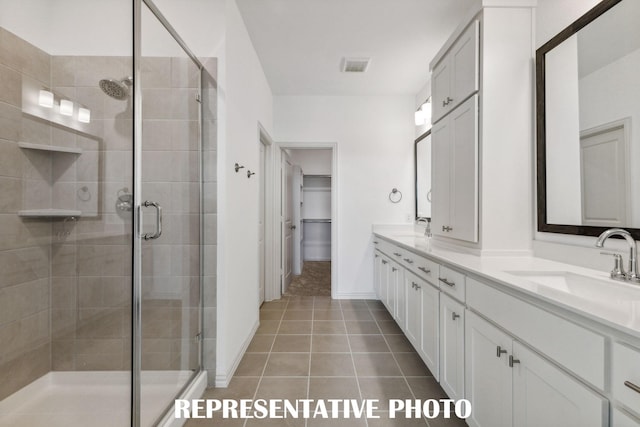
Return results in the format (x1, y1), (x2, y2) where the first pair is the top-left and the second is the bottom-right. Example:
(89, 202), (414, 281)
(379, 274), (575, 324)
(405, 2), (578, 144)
(509, 355), (520, 368)
(382, 260), (388, 265)
(451, 312), (460, 320)
(624, 381), (640, 394)
(496, 346), (507, 358)
(394, 252), (402, 257)
(374, 241), (379, 244)
(375, 255), (379, 258)
(392, 267), (398, 272)
(439, 278), (455, 287)
(404, 258), (414, 264)
(411, 282), (421, 290)
(418, 267), (431, 274)
(142, 201), (162, 240)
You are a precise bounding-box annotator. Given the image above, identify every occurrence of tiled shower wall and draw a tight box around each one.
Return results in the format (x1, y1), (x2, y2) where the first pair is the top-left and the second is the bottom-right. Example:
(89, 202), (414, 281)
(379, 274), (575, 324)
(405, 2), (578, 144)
(0, 27), (53, 400)
(0, 25), (218, 398)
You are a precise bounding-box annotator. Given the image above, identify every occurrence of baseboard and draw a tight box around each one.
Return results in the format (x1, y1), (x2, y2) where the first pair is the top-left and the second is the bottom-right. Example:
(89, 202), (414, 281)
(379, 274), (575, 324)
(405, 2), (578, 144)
(159, 370), (208, 427)
(214, 319), (259, 388)
(332, 291), (377, 300)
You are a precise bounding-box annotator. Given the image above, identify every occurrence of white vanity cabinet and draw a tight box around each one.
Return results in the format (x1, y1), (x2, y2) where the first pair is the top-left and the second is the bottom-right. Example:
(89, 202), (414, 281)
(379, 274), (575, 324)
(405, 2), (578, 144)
(405, 271), (439, 378)
(431, 94), (479, 243)
(612, 342), (640, 419)
(512, 342), (608, 427)
(465, 311), (513, 427)
(439, 293), (465, 401)
(431, 20), (479, 124)
(465, 311), (607, 427)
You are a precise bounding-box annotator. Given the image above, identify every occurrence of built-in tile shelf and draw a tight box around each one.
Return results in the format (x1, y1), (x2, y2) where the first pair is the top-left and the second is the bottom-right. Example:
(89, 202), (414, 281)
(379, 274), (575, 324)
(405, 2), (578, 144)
(18, 209), (82, 218)
(18, 141), (82, 154)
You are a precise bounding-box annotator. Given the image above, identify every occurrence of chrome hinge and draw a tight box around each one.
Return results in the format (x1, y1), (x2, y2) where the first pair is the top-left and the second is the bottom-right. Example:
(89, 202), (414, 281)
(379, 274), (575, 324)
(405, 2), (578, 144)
(195, 332), (202, 343)
(195, 93), (202, 103)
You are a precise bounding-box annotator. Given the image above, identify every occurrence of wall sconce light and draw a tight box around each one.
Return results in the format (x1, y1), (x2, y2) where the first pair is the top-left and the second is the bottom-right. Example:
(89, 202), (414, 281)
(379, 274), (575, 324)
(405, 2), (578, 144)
(60, 99), (74, 116)
(78, 107), (91, 123)
(415, 97), (432, 127)
(39, 90), (54, 108)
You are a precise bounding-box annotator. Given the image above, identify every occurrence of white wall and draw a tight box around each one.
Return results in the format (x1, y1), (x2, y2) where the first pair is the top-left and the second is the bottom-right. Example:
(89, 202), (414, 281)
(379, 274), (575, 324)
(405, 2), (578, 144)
(533, 0), (634, 269)
(289, 149), (332, 175)
(274, 96), (415, 298)
(214, 0), (274, 386)
(545, 35), (581, 224)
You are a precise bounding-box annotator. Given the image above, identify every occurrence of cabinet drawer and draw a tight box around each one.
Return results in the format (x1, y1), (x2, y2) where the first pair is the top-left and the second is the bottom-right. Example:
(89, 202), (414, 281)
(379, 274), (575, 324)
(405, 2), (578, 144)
(467, 278), (605, 390)
(613, 342), (640, 415)
(404, 253), (439, 286)
(373, 238), (394, 258)
(438, 265), (465, 302)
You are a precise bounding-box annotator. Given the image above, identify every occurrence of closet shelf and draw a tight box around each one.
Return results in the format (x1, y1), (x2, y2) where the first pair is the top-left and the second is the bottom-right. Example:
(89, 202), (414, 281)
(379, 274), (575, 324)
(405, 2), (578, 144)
(18, 209), (82, 218)
(303, 218), (331, 223)
(18, 142), (82, 154)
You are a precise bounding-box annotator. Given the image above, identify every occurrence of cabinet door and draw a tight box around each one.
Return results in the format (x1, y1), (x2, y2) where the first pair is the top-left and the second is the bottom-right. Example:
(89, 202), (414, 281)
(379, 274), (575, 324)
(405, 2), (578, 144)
(432, 59), (450, 124)
(431, 117), (450, 238)
(420, 278), (440, 378)
(450, 20), (479, 109)
(395, 264), (406, 330)
(440, 293), (465, 400)
(388, 261), (401, 319)
(374, 250), (382, 299)
(405, 271), (422, 349)
(449, 95), (478, 243)
(380, 256), (390, 312)
(465, 311), (513, 427)
(612, 408), (640, 427)
(512, 342), (608, 427)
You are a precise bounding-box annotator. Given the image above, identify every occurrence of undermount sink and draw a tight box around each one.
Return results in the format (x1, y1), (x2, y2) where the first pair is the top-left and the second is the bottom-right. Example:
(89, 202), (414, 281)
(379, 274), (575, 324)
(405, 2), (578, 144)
(505, 270), (640, 324)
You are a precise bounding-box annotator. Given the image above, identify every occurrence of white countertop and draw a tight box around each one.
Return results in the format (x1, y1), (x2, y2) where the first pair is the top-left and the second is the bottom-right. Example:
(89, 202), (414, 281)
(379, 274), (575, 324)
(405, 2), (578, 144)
(373, 228), (640, 340)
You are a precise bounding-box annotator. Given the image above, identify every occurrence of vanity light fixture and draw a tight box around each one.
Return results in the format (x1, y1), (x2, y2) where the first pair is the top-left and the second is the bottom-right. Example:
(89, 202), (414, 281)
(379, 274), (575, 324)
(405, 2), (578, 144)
(415, 98), (432, 127)
(59, 99), (74, 116)
(39, 90), (54, 108)
(78, 107), (91, 123)
(421, 98), (432, 127)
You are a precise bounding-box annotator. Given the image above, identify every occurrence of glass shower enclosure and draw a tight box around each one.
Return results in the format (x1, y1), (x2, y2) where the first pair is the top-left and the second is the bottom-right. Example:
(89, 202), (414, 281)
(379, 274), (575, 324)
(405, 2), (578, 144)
(0, 0), (205, 426)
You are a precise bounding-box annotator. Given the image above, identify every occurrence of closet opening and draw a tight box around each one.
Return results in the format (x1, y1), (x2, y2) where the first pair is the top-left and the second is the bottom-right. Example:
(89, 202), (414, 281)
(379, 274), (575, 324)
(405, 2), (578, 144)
(278, 146), (335, 298)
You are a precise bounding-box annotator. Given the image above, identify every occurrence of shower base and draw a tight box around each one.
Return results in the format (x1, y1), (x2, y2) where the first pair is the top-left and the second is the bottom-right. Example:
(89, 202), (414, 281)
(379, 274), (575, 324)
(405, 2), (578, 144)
(0, 370), (203, 427)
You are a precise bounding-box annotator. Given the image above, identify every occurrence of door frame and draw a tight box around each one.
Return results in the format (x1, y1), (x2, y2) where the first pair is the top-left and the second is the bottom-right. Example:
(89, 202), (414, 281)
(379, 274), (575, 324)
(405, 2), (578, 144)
(259, 125), (278, 302)
(271, 142), (338, 299)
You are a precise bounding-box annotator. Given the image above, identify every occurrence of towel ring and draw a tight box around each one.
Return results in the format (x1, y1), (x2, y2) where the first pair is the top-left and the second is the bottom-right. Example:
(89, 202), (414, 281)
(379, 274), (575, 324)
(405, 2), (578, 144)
(389, 188), (402, 203)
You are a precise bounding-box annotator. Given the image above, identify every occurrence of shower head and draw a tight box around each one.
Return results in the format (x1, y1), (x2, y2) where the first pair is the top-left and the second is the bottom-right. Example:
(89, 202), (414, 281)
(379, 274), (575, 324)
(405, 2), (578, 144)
(99, 77), (132, 100)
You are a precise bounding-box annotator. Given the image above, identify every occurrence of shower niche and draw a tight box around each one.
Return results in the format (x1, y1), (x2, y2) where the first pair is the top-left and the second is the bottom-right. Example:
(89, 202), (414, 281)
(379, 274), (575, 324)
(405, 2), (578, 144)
(16, 70), (106, 218)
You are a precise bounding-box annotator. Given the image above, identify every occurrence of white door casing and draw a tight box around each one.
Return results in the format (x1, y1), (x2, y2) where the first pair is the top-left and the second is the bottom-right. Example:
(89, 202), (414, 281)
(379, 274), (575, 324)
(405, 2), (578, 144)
(281, 151), (293, 294)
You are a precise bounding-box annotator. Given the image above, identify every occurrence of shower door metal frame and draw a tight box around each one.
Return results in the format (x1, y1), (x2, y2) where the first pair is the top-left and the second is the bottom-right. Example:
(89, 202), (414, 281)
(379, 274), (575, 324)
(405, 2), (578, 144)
(132, 1), (205, 425)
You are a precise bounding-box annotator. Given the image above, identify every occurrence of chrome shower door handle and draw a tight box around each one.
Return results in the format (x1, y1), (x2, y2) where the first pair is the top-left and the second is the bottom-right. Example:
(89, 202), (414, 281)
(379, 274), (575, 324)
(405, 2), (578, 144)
(142, 200), (162, 240)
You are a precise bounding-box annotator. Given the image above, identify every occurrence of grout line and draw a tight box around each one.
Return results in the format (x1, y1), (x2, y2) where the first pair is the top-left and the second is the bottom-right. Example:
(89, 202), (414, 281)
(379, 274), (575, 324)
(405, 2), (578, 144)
(344, 302), (370, 427)
(244, 297), (289, 427)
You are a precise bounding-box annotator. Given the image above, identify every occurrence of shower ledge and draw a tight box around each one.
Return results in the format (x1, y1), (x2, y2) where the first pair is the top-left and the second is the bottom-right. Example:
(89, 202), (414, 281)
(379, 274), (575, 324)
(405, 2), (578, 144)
(18, 209), (82, 218)
(18, 141), (82, 154)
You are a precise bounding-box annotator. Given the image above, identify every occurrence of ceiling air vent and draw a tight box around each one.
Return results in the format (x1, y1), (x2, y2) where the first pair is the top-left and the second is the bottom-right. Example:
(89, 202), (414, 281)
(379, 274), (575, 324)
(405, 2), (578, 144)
(341, 57), (371, 73)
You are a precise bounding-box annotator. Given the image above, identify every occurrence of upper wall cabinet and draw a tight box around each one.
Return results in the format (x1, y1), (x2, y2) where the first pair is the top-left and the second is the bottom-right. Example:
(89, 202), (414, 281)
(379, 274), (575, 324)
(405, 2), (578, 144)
(429, 3), (535, 253)
(432, 21), (479, 124)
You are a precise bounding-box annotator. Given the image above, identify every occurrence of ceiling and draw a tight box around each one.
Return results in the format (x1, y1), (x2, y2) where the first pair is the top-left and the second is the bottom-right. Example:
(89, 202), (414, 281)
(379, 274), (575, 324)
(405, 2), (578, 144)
(236, 0), (477, 96)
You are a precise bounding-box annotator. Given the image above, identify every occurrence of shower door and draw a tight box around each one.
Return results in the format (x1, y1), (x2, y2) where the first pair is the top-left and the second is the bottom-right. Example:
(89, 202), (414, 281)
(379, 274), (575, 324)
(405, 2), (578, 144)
(137, 3), (202, 426)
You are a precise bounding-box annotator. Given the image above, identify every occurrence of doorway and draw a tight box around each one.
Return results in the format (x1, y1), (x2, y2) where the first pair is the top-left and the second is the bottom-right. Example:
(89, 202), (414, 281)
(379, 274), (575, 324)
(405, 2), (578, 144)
(278, 146), (335, 298)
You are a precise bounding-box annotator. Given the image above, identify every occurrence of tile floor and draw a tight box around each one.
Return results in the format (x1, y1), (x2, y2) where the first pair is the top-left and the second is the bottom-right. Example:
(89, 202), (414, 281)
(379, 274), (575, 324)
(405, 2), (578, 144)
(186, 297), (467, 427)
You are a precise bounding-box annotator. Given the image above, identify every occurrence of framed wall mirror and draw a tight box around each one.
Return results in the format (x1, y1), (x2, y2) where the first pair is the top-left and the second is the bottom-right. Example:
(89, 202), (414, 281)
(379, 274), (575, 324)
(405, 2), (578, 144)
(415, 130), (431, 220)
(536, 0), (640, 239)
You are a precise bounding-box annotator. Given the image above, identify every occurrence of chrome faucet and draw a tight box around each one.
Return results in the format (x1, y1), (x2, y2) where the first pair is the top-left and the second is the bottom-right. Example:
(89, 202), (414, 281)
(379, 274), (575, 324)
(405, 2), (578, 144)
(416, 217), (432, 238)
(595, 228), (640, 283)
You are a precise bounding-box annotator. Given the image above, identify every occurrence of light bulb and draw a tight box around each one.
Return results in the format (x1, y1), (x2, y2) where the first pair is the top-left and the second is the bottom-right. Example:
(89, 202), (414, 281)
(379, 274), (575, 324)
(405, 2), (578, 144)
(60, 99), (73, 116)
(39, 90), (54, 108)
